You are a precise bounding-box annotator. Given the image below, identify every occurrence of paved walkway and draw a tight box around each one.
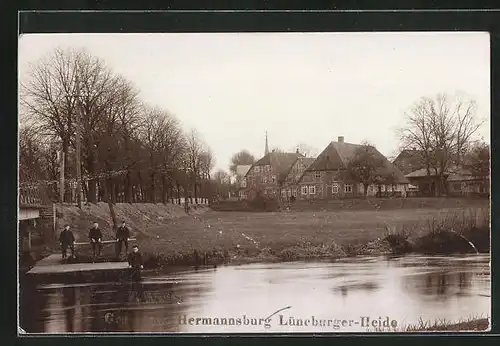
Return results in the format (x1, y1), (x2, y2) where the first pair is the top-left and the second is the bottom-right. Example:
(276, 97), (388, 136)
(27, 254), (129, 275)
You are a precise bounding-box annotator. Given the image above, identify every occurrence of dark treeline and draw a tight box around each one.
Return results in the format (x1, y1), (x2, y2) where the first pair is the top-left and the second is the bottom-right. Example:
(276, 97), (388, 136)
(19, 47), (214, 205)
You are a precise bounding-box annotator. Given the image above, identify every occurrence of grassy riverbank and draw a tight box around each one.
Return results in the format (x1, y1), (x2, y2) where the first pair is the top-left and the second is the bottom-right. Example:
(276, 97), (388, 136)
(366, 316), (490, 332)
(405, 316), (490, 332)
(51, 200), (490, 268)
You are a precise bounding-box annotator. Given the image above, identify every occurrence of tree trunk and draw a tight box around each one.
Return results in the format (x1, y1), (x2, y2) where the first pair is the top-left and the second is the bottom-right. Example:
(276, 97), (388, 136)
(193, 177), (198, 204)
(363, 183), (368, 197)
(177, 183), (181, 204)
(162, 173), (167, 204)
(150, 171), (155, 203)
(62, 138), (71, 203)
(86, 150), (97, 203)
(87, 178), (97, 203)
(137, 171), (143, 202)
(104, 177), (118, 233)
(111, 178), (117, 203)
(125, 170), (133, 203)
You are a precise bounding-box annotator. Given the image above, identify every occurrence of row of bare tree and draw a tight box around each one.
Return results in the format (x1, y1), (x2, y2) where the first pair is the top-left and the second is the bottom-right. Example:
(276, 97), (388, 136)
(398, 92), (488, 195)
(19, 48), (214, 205)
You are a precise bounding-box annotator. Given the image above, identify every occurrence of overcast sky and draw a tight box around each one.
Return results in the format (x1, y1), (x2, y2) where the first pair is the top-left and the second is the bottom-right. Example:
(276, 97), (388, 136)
(19, 32), (490, 172)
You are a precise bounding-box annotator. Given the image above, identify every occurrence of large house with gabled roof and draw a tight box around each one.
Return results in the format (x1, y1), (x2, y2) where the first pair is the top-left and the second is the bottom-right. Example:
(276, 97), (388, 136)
(392, 148), (426, 175)
(241, 131), (306, 200)
(243, 150), (303, 200)
(281, 156), (316, 200)
(242, 134), (410, 201)
(297, 136), (409, 200)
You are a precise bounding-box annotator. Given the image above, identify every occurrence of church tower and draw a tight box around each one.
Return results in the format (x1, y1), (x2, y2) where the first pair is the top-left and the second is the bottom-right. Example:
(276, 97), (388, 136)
(265, 131), (269, 156)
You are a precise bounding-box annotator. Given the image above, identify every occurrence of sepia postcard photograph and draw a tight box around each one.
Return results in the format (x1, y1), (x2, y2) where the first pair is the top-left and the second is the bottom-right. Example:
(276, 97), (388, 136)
(18, 31), (491, 334)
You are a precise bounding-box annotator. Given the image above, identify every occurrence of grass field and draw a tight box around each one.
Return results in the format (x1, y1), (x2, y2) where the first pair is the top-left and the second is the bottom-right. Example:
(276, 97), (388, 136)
(144, 207), (476, 248)
(65, 201), (489, 267)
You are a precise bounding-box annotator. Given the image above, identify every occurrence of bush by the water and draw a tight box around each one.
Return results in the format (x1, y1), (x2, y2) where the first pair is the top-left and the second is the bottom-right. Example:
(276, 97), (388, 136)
(384, 226), (412, 255)
(383, 208), (489, 255)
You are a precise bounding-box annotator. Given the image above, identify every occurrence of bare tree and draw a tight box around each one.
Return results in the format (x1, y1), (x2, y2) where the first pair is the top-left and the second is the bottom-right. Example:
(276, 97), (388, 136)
(19, 125), (46, 183)
(453, 93), (483, 166)
(20, 48), (81, 200)
(20, 47), (217, 211)
(213, 169), (230, 199)
(345, 142), (385, 197)
(19, 125), (60, 202)
(463, 141), (490, 178)
(156, 113), (186, 204)
(138, 107), (167, 202)
(20, 47), (134, 203)
(185, 128), (206, 203)
(198, 149), (215, 202)
(398, 93), (483, 196)
(229, 150), (255, 175)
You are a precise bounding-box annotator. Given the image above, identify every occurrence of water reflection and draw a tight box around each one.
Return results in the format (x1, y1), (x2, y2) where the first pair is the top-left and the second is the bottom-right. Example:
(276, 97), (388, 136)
(20, 255), (490, 333)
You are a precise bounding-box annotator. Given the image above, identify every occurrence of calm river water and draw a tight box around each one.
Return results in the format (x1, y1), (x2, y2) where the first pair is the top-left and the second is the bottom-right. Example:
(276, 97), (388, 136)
(20, 254), (490, 333)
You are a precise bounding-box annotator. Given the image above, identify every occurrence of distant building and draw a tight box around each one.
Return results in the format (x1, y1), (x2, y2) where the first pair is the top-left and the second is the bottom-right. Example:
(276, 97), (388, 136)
(243, 135), (411, 201)
(392, 148), (426, 175)
(405, 167), (489, 197)
(446, 170), (489, 197)
(297, 136), (409, 199)
(235, 164), (252, 199)
(281, 154), (316, 200)
(242, 131), (302, 200)
(244, 151), (303, 200)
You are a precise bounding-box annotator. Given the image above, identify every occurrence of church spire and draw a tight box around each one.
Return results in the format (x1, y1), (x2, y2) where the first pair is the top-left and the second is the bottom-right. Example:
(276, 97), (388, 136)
(265, 131), (269, 156)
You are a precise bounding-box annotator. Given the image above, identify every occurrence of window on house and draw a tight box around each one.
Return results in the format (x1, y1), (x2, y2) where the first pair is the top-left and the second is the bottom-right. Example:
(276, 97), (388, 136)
(287, 190), (292, 197)
(315, 171), (321, 178)
(309, 185), (316, 194)
(263, 176), (267, 184)
(301, 186), (308, 195)
(272, 175), (276, 183)
(344, 184), (353, 193)
(254, 166), (260, 173)
(332, 183), (339, 194)
(293, 189), (298, 197)
(368, 185), (373, 193)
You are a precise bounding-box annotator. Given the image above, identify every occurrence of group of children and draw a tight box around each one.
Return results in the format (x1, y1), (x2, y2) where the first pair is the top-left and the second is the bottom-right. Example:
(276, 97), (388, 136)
(58, 220), (143, 271)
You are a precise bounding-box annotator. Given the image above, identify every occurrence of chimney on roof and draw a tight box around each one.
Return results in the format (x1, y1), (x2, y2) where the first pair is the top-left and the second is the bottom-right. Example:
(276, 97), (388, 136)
(338, 136), (344, 143)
